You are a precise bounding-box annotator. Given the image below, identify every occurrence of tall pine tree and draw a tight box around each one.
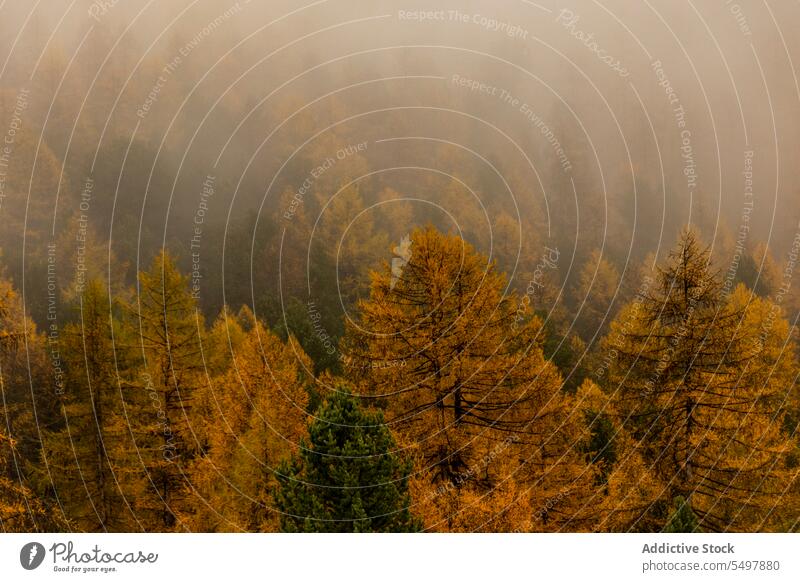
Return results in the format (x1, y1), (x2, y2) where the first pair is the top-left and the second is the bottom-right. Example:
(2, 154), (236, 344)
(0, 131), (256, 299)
(275, 385), (420, 532)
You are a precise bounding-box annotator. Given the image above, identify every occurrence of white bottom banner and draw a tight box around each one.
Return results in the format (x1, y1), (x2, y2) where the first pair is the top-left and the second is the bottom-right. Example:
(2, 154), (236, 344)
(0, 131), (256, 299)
(1, 534), (798, 581)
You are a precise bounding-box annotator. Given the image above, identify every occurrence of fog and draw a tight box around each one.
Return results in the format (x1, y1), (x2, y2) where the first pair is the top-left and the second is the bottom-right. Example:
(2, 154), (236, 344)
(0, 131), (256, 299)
(1, 0), (799, 320)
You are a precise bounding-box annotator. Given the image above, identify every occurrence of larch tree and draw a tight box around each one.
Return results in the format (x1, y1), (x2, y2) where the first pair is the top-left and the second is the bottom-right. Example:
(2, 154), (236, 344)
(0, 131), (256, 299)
(375, 187), (415, 243)
(188, 307), (312, 532)
(605, 229), (800, 531)
(569, 248), (621, 342)
(437, 178), (489, 252)
(0, 274), (66, 531)
(125, 251), (205, 530)
(314, 183), (388, 306)
(342, 226), (598, 531)
(492, 211), (540, 293)
(736, 242), (782, 299)
(0, 428), (67, 532)
(42, 279), (136, 531)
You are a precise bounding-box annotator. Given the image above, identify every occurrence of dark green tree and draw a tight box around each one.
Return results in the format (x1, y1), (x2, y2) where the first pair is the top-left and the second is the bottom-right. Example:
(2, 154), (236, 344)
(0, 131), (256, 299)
(275, 386), (420, 532)
(583, 410), (617, 485)
(663, 496), (700, 533)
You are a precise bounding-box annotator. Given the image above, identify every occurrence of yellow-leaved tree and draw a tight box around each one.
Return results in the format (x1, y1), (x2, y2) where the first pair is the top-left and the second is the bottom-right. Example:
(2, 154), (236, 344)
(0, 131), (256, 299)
(186, 307), (311, 531)
(42, 279), (139, 531)
(122, 252), (205, 531)
(0, 273), (67, 531)
(602, 229), (800, 532)
(343, 227), (598, 531)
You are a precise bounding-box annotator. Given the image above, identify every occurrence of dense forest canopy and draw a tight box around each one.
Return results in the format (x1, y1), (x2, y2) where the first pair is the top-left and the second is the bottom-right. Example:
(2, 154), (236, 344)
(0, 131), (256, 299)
(0, 0), (799, 532)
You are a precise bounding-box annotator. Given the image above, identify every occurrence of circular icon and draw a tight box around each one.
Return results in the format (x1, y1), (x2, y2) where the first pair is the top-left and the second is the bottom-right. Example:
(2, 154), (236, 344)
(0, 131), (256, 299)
(19, 542), (46, 570)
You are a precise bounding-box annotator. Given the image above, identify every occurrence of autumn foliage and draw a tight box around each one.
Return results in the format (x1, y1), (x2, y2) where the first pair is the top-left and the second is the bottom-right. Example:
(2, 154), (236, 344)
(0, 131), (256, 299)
(0, 227), (798, 532)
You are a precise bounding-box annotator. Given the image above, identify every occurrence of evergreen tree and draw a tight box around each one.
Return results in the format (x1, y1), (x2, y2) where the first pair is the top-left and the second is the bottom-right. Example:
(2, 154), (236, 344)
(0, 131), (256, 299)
(663, 496), (700, 533)
(275, 386), (420, 532)
(576, 380), (618, 485)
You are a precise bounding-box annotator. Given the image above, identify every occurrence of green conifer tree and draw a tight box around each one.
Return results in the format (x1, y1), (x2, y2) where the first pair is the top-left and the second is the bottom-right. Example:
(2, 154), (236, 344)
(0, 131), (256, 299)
(663, 496), (700, 533)
(275, 386), (420, 532)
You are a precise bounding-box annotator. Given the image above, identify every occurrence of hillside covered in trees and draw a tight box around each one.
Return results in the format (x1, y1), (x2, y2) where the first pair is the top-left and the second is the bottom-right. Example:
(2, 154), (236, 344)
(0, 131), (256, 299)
(2, 226), (799, 532)
(2, 0), (800, 534)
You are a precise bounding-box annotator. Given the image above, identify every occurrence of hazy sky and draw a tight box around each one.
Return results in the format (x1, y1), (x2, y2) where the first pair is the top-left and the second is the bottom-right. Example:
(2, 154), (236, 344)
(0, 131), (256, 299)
(1, 0), (799, 263)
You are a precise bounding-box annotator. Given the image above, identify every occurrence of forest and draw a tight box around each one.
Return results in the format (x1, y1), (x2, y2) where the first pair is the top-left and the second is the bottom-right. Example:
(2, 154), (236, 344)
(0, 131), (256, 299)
(1, 1), (800, 533)
(3, 224), (800, 532)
